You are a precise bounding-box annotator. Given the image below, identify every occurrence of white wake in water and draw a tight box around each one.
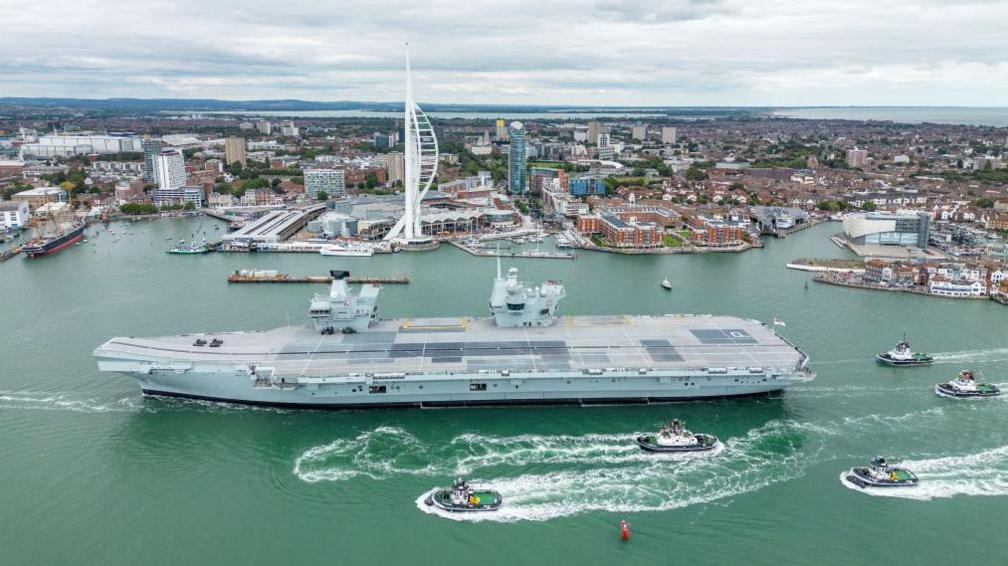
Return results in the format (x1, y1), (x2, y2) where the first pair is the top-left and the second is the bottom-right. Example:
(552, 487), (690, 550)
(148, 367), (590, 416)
(932, 347), (1008, 364)
(0, 390), (140, 413)
(297, 421), (821, 522)
(839, 445), (1008, 501)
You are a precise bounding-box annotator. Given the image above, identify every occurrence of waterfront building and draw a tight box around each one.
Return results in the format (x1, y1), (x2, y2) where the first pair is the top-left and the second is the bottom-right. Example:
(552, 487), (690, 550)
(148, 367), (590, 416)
(304, 168), (346, 199)
(19, 133), (142, 158)
(689, 215), (747, 246)
(114, 182), (145, 203)
(153, 148), (187, 190)
(0, 200), (30, 230)
(843, 211), (930, 248)
(224, 137), (247, 167)
(846, 148), (868, 168)
(661, 126), (677, 144)
(577, 212), (663, 248)
(12, 187), (67, 210)
(508, 122), (527, 195)
(142, 138), (162, 184)
(929, 278), (987, 297)
(153, 186), (205, 208)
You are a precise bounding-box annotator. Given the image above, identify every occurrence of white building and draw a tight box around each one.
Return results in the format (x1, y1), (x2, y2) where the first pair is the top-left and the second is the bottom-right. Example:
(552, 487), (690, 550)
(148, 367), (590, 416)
(929, 279), (987, 297)
(631, 124), (647, 141)
(597, 133), (614, 160)
(154, 148), (187, 190)
(20, 133), (143, 158)
(208, 193), (236, 207)
(280, 121), (300, 137)
(153, 186), (204, 208)
(0, 201), (31, 230)
(304, 168), (346, 199)
(661, 126), (677, 145)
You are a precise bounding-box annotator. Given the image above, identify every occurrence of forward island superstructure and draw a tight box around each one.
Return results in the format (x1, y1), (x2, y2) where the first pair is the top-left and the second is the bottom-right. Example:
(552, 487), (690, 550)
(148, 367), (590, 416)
(94, 264), (815, 408)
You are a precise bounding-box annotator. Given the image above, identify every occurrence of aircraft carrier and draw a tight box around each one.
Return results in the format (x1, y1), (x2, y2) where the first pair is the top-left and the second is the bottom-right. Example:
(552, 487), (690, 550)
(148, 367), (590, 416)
(94, 266), (814, 408)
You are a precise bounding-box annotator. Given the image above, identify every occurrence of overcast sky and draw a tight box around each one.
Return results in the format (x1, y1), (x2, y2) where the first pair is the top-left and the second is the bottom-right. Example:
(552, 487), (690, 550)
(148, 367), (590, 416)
(2, 0), (1006, 106)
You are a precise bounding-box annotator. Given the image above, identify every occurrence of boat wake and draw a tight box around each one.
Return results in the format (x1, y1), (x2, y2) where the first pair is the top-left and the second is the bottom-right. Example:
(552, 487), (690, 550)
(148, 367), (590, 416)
(298, 421), (821, 522)
(932, 347), (1008, 364)
(0, 390), (140, 413)
(0, 390), (289, 415)
(839, 445), (1008, 501)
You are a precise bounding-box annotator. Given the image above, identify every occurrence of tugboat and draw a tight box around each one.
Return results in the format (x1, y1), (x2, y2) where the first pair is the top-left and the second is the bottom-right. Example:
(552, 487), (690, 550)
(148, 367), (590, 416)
(636, 419), (719, 453)
(424, 478), (502, 513)
(935, 370), (1001, 399)
(876, 332), (933, 366)
(843, 456), (919, 489)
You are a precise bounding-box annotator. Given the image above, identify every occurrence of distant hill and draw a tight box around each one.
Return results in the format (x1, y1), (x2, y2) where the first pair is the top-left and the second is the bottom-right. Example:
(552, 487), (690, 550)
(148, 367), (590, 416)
(0, 97), (761, 116)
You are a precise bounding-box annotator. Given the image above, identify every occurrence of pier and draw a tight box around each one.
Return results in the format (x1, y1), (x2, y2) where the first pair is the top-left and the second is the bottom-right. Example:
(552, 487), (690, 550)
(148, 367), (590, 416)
(448, 240), (576, 259)
(228, 270), (409, 284)
(0, 246), (22, 262)
(786, 257), (865, 274)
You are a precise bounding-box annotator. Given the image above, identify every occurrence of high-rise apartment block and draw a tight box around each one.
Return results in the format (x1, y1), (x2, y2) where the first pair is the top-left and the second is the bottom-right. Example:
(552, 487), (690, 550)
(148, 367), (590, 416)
(224, 136), (247, 167)
(846, 148), (869, 168)
(508, 122), (527, 194)
(142, 138), (162, 184)
(154, 148), (187, 190)
(304, 168), (346, 199)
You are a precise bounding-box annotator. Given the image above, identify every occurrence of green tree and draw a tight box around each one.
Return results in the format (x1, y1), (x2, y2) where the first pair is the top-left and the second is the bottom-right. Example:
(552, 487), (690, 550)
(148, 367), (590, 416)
(316, 191), (329, 201)
(862, 201), (877, 212)
(975, 197), (995, 208)
(685, 164), (707, 182)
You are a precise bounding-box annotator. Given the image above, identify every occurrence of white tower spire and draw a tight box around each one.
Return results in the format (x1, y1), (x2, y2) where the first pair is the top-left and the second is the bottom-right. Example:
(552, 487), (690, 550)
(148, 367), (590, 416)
(385, 43), (439, 243)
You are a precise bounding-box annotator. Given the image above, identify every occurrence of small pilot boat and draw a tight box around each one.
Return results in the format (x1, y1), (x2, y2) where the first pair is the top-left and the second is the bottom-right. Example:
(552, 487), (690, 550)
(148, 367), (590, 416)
(424, 478), (502, 513)
(935, 370), (1001, 399)
(636, 419), (719, 453)
(843, 456), (918, 489)
(876, 332), (932, 366)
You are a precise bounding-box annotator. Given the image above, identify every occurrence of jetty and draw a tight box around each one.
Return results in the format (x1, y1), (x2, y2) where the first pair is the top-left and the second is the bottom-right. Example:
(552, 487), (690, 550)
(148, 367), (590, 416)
(786, 257), (865, 274)
(0, 246), (22, 262)
(448, 239), (575, 259)
(228, 270), (409, 284)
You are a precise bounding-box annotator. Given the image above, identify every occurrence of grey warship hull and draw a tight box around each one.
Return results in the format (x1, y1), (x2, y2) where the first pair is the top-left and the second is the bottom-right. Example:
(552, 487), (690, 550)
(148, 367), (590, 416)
(94, 314), (814, 408)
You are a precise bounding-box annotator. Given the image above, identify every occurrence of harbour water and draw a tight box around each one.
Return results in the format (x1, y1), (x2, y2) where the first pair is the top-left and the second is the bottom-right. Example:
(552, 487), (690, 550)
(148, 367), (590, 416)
(774, 106), (1008, 127)
(2, 218), (1007, 564)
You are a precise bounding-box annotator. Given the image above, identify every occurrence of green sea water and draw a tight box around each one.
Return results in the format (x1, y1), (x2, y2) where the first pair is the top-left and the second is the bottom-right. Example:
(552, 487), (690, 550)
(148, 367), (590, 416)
(2, 219), (1007, 565)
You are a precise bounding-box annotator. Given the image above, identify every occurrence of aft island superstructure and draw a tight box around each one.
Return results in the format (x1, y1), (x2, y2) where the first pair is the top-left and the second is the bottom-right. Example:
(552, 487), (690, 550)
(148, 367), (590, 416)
(94, 266), (814, 408)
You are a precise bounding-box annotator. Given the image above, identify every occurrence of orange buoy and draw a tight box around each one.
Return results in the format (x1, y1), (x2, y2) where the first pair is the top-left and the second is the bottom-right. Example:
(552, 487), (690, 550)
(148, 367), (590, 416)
(620, 520), (630, 541)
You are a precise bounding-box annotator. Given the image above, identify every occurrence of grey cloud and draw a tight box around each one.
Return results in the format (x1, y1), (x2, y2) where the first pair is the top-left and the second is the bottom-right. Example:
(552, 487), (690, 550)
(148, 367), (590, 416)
(593, 0), (737, 23)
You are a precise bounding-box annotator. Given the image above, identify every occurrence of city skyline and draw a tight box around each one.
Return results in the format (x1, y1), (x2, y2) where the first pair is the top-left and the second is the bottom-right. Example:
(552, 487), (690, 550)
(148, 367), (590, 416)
(2, 0), (1007, 106)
